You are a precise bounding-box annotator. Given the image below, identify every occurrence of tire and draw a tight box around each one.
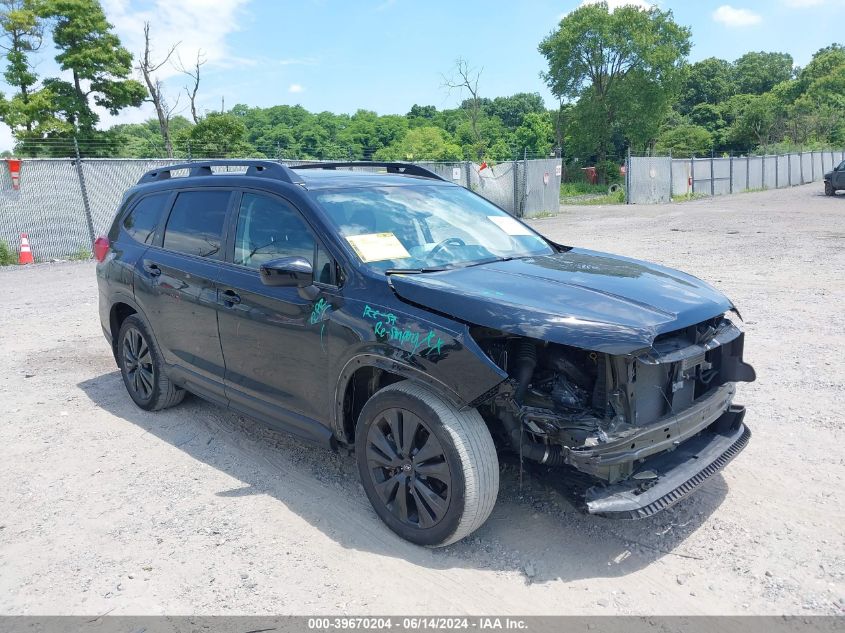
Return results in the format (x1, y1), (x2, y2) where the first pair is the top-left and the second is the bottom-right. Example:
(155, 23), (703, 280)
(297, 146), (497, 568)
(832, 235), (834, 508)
(825, 181), (834, 196)
(116, 314), (185, 411)
(355, 381), (499, 547)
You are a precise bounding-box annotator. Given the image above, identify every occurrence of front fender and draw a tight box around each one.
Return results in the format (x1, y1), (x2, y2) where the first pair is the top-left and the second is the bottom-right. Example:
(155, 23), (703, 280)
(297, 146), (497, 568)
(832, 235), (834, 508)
(327, 297), (507, 439)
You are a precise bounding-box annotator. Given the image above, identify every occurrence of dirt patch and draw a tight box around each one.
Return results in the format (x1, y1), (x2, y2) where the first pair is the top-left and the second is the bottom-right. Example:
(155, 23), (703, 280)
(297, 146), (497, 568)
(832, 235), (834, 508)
(0, 184), (842, 615)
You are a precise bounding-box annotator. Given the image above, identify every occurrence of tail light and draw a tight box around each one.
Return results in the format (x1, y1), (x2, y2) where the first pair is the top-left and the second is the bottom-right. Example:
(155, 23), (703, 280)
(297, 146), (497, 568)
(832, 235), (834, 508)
(93, 236), (110, 262)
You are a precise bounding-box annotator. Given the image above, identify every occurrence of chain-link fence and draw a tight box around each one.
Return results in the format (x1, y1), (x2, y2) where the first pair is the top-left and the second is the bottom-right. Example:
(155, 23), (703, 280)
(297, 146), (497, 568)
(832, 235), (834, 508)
(627, 149), (845, 204)
(0, 157), (561, 261)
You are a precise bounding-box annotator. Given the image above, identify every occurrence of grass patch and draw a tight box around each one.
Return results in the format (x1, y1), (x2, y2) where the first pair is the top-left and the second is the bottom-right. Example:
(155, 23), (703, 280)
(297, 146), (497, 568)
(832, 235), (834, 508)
(673, 192), (709, 202)
(561, 188), (625, 205)
(560, 181), (608, 198)
(0, 240), (16, 266)
(529, 210), (557, 219)
(68, 247), (92, 261)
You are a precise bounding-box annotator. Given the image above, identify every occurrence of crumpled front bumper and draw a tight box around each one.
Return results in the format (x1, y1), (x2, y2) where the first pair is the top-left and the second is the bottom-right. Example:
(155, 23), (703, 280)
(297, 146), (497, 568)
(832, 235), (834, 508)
(584, 405), (750, 519)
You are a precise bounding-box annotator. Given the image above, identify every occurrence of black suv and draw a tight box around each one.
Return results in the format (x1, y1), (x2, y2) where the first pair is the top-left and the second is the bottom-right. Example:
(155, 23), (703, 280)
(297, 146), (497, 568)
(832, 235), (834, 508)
(824, 159), (845, 196)
(96, 160), (756, 547)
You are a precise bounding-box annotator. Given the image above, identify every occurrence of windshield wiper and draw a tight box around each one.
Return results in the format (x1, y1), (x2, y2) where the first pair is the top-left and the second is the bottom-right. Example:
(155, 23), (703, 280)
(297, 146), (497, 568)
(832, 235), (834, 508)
(384, 266), (449, 275)
(461, 256), (519, 268)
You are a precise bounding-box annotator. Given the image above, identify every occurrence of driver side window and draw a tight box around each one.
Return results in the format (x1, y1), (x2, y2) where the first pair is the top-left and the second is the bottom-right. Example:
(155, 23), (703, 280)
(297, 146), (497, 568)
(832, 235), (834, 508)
(234, 193), (315, 269)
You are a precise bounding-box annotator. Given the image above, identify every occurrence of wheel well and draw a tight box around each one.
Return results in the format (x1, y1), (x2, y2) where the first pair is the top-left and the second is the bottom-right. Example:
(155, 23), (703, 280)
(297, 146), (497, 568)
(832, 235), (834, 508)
(341, 366), (404, 443)
(109, 302), (137, 352)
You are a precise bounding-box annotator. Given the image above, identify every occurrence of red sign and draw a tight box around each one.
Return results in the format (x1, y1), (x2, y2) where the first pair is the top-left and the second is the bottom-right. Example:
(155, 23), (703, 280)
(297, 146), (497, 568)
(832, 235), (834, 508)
(7, 158), (21, 190)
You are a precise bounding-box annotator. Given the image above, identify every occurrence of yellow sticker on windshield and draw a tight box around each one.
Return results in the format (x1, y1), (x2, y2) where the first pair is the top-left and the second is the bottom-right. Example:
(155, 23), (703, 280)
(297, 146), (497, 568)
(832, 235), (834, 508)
(346, 232), (411, 263)
(487, 215), (533, 236)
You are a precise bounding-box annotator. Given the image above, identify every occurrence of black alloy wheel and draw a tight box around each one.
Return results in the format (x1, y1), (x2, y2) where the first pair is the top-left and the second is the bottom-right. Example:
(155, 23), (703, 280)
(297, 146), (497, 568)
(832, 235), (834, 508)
(121, 325), (154, 402)
(116, 314), (185, 411)
(364, 407), (452, 529)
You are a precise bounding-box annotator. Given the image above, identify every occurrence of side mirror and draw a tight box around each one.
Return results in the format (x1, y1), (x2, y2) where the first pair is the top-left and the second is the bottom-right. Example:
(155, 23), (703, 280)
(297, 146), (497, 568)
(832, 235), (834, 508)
(259, 256), (313, 288)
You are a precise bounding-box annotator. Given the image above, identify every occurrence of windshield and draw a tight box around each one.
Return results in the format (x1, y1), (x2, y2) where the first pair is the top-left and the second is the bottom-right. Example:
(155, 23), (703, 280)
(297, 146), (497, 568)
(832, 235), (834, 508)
(311, 185), (554, 272)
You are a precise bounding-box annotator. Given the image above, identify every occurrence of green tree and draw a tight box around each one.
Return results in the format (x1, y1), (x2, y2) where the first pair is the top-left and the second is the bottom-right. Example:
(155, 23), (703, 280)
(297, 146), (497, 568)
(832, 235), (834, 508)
(407, 104), (436, 121)
(678, 57), (735, 113)
(539, 2), (691, 161)
(373, 126), (462, 161)
(36, 0), (146, 130)
(796, 44), (845, 90)
(513, 111), (553, 157)
(655, 123), (713, 156)
(184, 112), (257, 157)
(486, 92), (545, 129)
(734, 51), (794, 95)
(0, 0), (43, 131)
(728, 93), (782, 151)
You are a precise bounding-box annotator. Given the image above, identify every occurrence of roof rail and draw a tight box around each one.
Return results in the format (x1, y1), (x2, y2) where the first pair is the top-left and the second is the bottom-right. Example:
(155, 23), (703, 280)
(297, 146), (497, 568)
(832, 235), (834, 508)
(290, 161), (446, 181)
(137, 160), (305, 185)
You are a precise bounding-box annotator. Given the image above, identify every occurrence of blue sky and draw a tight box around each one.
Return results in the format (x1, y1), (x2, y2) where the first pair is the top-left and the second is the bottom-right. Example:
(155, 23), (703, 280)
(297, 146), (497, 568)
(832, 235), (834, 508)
(1, 0), (843, 150)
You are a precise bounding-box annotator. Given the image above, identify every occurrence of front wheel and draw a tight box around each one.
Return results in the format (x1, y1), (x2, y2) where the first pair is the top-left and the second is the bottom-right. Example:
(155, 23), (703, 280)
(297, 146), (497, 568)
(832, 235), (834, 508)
(355, 381), (499, 547)
(825, 181), (834, 196)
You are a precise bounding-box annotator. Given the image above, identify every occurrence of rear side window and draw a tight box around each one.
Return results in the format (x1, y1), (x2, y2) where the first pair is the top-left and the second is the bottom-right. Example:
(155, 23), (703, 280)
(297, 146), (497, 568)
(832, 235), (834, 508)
(123, 193), (169, 245)
(162, 190), (231, 259)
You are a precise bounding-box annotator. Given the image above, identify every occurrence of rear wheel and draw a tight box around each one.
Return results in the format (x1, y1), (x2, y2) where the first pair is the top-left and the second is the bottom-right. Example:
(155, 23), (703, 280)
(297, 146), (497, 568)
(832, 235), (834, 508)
(825, 181), (834, 196)
(117, 315), (185, 411)
(355, 381), (499, 547)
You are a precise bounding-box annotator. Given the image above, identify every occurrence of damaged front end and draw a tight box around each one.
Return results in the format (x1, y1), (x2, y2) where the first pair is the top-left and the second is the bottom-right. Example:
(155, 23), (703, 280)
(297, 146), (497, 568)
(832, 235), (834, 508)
(473, 315), (756, 519)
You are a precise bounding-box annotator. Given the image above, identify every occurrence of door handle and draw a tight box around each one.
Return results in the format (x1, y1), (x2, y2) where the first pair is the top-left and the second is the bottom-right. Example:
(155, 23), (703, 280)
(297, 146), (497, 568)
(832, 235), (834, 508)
(221, 290), (241, 306)
(143, 262), (161, 277)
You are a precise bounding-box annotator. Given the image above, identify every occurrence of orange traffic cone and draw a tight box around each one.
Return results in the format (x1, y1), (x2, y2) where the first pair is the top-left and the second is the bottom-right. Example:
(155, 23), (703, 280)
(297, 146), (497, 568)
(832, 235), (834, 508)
(18, 232), (33, 265)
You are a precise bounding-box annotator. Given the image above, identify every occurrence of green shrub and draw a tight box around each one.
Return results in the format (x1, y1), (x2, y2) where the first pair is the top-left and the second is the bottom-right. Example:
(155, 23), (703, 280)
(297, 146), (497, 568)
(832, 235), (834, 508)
(595, 160), (623, 185)
(560, 181), (608, 197)
(0, 240), (15, 266)
(68, 247), (92, 261)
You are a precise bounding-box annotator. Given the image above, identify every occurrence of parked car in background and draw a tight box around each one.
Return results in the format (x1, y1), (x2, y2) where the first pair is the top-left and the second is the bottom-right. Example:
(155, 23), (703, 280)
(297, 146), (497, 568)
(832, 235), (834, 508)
(95, 160), (756, 547)
(824, 159), (845, 196)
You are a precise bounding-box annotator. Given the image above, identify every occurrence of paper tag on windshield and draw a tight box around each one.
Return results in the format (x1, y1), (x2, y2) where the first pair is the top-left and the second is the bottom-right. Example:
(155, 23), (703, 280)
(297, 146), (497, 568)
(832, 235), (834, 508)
(487, 215), (533, 236)
(346, 232), (411, 263)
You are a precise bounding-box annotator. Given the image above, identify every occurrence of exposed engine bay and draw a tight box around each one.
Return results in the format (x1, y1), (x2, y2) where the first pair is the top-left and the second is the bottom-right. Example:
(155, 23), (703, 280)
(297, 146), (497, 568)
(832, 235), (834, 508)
(473, 315), (756, 487)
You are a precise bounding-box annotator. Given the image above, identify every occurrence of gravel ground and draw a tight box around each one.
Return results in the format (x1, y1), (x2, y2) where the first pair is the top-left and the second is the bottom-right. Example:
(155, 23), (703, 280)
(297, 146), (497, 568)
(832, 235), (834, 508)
(0, 183), (843, 616)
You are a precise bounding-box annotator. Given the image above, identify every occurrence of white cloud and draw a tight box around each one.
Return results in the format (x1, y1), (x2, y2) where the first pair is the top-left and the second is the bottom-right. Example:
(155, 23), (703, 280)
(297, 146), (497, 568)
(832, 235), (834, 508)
(712, 5), (763, 27)
(782, 0), (825, 6)
(288, 83), (304, 94)
(102, 0), (252, 81)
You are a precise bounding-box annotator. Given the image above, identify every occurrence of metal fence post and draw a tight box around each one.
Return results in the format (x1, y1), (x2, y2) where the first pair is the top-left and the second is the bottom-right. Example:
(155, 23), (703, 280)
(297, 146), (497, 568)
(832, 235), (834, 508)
(520, 149), (527, 216)
(512, 159), (519, 214)
(799, 151), (804, 185)
(668, 149), (673, 199)
(729, 153), (733, 194)
(746, 155), (750, 191)
(625, 147), (631, 204)
(762, 154), (766, 189)
(710, 151), (715, 196)
(690, 156), (695, 194)
(464, 161), (471, 190)
(73, 137), (96, 247)
(776, 154), (780, 188)
(811, 150), (815, 181)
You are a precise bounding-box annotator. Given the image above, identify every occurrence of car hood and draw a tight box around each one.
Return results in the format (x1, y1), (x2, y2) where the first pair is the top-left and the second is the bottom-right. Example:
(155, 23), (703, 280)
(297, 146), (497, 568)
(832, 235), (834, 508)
(389, 248), (734, 354)
(825, 171), (833, 180)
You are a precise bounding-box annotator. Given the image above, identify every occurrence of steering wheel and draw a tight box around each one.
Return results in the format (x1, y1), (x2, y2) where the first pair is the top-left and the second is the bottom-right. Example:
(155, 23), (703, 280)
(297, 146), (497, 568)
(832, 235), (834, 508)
(428, 237), (466, 260)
